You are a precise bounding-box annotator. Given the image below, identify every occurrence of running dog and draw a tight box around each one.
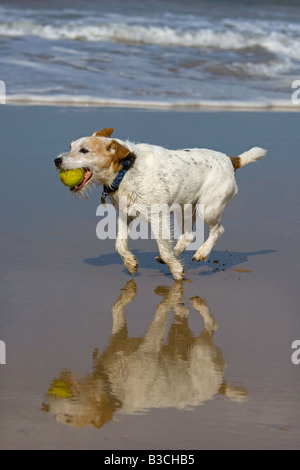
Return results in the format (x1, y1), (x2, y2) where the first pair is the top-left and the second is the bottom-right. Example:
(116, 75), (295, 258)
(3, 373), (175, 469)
(54, 127), (266, 280)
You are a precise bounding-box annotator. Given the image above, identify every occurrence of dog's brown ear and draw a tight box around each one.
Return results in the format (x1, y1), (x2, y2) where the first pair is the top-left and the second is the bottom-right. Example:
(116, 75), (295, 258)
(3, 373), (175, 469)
(93, 128), (114, 138)
(107, 140), (130, 170)
(107, 140), (130, 159)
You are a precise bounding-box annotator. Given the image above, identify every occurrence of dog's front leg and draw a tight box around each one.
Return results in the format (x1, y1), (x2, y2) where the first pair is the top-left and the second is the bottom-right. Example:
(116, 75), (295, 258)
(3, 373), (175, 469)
(116, 212), (139, 275)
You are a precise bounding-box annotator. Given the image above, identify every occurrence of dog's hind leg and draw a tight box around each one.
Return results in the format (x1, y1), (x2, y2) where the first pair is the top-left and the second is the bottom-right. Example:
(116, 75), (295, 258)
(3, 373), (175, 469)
(156, 238), (185, 280)
(151, 210), (184, 280)
(192, 201), (225, 262)
(156, 205), (196, 264)
(192, 183), (236, 262)
(174, 205), (196, 257)
(193, 221), (224, 262)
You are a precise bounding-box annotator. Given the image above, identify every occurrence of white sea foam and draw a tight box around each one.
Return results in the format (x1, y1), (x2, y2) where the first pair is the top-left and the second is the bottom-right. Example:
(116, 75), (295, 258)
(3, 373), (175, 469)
(5, 93), (298, 111)
(1, 4), (299, 110)
(0, 18), (300, 62)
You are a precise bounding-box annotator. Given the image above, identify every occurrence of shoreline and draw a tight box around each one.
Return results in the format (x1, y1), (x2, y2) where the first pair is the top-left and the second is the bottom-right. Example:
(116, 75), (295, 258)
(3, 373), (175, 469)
(3, 96), (300, 112)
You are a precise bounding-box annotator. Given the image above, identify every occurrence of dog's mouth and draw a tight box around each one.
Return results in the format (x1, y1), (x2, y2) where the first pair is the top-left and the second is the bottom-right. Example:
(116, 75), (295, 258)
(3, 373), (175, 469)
(70, 168), (93, 193)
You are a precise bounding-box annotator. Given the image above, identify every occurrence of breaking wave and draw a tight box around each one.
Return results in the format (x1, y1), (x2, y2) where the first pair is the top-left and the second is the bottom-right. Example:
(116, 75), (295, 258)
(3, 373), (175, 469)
(1, 17), (300, 61)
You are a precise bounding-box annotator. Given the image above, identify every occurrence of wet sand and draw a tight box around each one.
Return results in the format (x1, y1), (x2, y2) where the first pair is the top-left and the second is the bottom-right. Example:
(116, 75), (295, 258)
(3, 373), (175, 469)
(0, 106), (299, 450)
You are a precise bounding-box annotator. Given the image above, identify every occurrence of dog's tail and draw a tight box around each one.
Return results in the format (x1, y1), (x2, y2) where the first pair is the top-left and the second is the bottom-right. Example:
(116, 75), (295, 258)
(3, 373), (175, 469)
(230, 147), (266, 171)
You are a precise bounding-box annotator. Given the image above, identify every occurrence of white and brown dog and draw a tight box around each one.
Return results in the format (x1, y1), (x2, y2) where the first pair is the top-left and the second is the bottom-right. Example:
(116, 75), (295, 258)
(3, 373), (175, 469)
(54, 127), (266, 280)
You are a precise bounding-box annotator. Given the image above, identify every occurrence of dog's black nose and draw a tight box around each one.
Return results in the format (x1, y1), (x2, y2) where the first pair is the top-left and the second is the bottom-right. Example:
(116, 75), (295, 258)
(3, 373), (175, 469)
(54, 157), (62, 169)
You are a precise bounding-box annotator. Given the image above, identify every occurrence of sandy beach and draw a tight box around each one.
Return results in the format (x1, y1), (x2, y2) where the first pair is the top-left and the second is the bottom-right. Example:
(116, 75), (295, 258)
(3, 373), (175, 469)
(0, 105), (299, 450)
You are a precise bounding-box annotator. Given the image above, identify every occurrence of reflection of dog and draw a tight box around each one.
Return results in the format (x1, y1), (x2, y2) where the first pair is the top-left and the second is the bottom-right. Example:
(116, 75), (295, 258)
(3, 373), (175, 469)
(42, 281), (248, 428)
(54, 128), (266, 280)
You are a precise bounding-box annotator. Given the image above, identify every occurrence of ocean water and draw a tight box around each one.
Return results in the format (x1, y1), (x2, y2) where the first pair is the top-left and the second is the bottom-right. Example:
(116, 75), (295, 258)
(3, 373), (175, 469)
(0, 0), (300, 109)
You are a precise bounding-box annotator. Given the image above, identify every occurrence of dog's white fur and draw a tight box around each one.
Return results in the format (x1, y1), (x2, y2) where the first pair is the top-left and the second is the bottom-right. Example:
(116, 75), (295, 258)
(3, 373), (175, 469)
(55, 128), (266, 280)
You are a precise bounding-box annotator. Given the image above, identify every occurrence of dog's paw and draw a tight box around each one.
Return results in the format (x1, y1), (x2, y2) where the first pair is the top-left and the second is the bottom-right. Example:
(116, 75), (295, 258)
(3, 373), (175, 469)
(192, 251), (209, 262)
(173, 270), (185, 281)
(190, 296), (207, 308)
(155, 256), (166, 265)
(170, 262), (185, 281)
(124, 256), (139, 275)
(121, 279), (137, 298)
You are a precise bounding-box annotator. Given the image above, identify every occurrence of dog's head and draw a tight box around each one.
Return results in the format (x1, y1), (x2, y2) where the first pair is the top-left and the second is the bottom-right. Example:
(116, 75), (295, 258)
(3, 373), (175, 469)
(42, 369), (121, 429)
(54, 127), (131, 194)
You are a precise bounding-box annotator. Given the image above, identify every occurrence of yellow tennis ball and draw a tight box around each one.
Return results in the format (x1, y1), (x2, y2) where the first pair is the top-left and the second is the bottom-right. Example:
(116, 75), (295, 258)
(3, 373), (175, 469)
(59, 168), (85, 188)
(48, 379), (72, 399)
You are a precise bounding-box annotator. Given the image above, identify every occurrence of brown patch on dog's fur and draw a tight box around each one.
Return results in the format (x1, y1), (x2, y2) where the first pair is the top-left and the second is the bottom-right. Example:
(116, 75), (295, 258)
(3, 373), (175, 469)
(89, 136), (113, 168)
(89, 136), (130, 172)
(107, 140), (130, 159)
(230, 156), (242, 171)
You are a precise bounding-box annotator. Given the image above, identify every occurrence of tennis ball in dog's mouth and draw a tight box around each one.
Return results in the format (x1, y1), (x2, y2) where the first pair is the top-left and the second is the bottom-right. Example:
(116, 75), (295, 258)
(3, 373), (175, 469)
(59, 168), (85, 188)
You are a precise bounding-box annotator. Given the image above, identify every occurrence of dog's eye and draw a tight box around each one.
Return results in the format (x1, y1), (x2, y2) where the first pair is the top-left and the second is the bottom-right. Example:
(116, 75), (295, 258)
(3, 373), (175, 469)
(80, 148), (89, 154)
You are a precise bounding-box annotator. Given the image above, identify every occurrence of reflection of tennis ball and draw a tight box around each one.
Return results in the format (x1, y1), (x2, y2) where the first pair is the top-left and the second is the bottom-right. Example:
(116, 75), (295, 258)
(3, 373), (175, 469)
(48, 379), (72, 399)
(59, 169), (85, 188)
